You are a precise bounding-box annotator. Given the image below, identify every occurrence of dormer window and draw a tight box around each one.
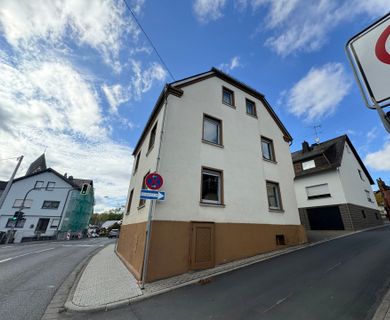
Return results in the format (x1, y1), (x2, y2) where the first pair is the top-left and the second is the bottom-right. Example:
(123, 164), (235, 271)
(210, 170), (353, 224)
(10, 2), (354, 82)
(302, 160), (315, 170)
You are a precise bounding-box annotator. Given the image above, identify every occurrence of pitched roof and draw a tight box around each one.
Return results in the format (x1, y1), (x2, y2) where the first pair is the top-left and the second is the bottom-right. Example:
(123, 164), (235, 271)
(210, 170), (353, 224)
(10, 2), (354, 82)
(132, 68), (292, 156)
(291, 135), (374, 184)
(13, 168), (93, 190)
(25, 154), (47, 176)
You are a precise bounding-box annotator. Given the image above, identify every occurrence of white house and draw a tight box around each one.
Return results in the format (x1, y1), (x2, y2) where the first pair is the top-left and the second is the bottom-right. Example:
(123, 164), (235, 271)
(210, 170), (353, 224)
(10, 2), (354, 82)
(0, 154), (94, 243)
(292, 135), (382, 231)
(117, 68), (307, 283)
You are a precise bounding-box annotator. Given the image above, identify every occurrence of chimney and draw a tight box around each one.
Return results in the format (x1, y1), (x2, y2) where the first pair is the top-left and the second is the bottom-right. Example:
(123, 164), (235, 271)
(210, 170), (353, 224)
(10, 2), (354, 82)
(68, 176), (73, 180)
(64, 173), (67, 178)
(302, 141), (311, 153)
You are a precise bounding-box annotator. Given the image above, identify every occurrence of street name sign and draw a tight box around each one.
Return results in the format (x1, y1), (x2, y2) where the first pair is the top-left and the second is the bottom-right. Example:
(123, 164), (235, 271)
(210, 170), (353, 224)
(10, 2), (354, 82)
(346, 13), (390, 132)
(145, 173), (164, 190)
(140, 189), (165, 201)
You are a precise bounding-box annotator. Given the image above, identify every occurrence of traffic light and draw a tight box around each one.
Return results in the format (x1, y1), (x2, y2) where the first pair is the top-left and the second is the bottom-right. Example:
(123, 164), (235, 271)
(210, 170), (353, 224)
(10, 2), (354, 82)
(12, 211), (24, 222)
(80, 183), (90, 195)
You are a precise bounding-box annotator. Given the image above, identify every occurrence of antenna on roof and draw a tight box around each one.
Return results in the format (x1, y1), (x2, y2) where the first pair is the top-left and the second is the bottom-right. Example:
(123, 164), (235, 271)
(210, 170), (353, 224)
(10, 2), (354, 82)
(313, 125), (322, 144)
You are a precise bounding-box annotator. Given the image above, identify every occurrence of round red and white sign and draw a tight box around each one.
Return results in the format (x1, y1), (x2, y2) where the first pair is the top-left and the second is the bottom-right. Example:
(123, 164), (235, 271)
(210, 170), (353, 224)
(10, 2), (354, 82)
(145, 173), (163, 190)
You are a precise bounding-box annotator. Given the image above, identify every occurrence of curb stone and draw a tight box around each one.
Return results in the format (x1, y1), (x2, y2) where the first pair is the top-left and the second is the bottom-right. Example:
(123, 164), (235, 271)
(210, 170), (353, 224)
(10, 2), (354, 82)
(41, 243), (110, 320)
(64, 224), (389, 313)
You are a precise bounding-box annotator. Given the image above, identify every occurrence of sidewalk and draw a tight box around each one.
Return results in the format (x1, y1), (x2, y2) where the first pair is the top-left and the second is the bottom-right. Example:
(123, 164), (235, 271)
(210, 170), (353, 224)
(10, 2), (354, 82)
(65, 224), (389, 312)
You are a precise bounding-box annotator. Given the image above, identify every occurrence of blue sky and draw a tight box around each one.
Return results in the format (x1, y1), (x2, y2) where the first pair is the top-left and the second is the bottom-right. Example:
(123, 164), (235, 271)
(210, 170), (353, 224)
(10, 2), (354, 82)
(0, 0), (389, 211)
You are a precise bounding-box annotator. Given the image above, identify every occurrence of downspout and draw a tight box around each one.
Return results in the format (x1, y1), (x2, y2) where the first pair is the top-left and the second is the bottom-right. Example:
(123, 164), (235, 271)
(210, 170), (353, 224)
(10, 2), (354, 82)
(141, 85), (170, 288)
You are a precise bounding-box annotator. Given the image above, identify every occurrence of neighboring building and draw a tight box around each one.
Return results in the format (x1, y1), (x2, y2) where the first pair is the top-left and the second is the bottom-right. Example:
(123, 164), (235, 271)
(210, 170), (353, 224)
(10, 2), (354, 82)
(377, 178), (390, 219)
(117, 68), (306, 283)
(0, 154), (94, 243)
(292, 135), (382, 231)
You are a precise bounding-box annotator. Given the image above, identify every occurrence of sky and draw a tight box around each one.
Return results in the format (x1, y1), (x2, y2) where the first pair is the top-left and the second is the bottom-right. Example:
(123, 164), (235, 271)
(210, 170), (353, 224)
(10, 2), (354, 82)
(0, 0), (389, 212)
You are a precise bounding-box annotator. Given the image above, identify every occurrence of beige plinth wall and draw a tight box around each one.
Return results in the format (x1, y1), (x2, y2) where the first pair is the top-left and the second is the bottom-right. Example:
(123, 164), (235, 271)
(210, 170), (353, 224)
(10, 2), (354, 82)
(117, 220), (307, 283)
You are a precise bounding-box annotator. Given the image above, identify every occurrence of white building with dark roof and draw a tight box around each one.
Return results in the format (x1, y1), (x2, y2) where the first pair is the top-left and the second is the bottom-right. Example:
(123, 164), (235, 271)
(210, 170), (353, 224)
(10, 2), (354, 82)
(0, 155), (94, 243)
(292, 135), (382, 231)
(117, 68), (307, 283)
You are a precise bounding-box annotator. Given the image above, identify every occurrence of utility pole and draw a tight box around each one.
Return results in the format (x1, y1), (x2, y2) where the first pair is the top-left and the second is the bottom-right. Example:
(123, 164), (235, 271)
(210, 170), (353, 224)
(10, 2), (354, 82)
(313, 125), (321, 144)
(0, 156), (23, 209)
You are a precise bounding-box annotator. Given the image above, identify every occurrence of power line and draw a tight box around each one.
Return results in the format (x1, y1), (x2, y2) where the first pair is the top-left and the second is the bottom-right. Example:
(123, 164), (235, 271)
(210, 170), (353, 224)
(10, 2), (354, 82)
(123, 0), (176, 82)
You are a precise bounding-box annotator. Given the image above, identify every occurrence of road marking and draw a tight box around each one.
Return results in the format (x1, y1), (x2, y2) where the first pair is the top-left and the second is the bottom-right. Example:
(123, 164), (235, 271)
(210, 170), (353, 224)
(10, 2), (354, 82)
(263, 293), (293, 313)
(61, 244), (104, 247)
(0, 246), (12, 249)
(0, 247), (55, 264)
(325, 262), (342, 273)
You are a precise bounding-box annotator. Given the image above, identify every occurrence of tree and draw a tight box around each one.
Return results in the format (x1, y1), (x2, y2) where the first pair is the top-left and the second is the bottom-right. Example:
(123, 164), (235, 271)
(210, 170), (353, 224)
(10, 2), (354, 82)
(89, 206), (124, 225)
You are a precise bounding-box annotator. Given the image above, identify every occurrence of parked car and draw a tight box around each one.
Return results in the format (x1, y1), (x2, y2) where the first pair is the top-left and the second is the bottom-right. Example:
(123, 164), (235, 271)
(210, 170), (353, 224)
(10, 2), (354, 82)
(108, 229), (119, 238)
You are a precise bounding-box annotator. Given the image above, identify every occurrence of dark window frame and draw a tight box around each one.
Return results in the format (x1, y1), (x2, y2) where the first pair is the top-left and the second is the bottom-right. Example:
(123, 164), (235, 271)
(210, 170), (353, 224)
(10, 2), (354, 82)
(200, 166), (224, 206)
(276, 234), (286, 245)
(266, 180), (283, 211)
(134, 151), (141, 175)
(126, 189), (134, 215)
(362, 210), (366, 219)
(6, 218), (26, 228)
(222, 86), (235, 107)
(34, 181), (44, 189)
(261, 136), (276, 162)
(147, 122), (158, 153)
(46, 181), (56, 191)
(139, 171), (150, 208)
(42, 200), (60, 209)
(246, 99), (257, 118)
(358, 169), (364, 181)
(202, 114), (223, 146)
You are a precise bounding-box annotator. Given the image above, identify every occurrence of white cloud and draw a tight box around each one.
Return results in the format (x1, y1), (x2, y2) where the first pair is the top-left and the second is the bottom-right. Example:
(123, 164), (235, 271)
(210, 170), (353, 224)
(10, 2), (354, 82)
(365, 141), (390, 171)
(219, 56), (242, 72)
(130, 60), (167, 100)
(239, 0), (390, 56)
(366, 127), (379, 143)
(193, 0), (227, 23)
(286, 63), (352, 122)
(102, 84), (131, 114)
(0, 0), (141, 71)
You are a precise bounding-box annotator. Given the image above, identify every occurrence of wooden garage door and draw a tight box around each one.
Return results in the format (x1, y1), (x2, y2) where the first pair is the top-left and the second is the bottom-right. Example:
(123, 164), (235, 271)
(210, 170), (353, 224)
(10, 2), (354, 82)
(190, 223), (214, 270)
(307, 206), (345, 230)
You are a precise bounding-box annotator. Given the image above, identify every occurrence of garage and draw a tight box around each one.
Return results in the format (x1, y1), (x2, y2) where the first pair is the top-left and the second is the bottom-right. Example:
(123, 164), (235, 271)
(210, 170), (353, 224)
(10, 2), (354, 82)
(307, 206), (345, 230)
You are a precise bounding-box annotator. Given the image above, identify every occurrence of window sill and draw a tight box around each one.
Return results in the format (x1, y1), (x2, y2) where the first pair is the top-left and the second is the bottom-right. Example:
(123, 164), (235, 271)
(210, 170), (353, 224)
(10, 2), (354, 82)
(246, 113), (258, 119)
(202, 140), (224, 148)
(222, 102), (236, 109)
(262, 158), (277, 164)
(137, 205), (146, 210)
(199, 202), (225, 208)
(269, 208), (284, 213)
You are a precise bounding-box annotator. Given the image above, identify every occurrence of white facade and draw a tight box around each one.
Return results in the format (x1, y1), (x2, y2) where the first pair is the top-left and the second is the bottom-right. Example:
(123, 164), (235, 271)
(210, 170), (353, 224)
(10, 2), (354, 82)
(0, 171), (76, 242)
(123, 75), (301, 226)
(294, 141), (378, 211)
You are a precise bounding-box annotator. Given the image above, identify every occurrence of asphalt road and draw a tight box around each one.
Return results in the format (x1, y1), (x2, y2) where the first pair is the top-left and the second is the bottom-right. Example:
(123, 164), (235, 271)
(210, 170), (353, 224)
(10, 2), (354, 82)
(62, 226), (390, 320)
(0, 238), (113, 320)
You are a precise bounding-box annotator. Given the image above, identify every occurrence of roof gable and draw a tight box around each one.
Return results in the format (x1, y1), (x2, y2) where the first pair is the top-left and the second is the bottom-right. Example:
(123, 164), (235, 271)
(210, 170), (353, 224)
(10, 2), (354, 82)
(292, 135), (374, 184)
(132, 68), (292, 156)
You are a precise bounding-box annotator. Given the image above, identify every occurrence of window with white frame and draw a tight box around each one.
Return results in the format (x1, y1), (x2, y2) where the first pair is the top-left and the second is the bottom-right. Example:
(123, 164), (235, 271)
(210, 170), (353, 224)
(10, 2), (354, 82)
(201, 168), (223, 204)
(302, 160), (316, 170)
(306, 184), (331, 199)
(13, 199), (33, 208)
(46, 182), (55, 190)
(266, 181), (282, 210)
(203, 115), (222, 145)
(51, 218), (60, 228)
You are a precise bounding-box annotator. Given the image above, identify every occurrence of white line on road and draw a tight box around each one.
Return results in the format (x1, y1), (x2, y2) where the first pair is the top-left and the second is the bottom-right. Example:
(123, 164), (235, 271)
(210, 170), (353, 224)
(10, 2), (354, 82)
(61, 244), (104, 247)
(325, 262), (342, 273)
(0, 247), (55, 264)
(263, 293), (293, 313)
